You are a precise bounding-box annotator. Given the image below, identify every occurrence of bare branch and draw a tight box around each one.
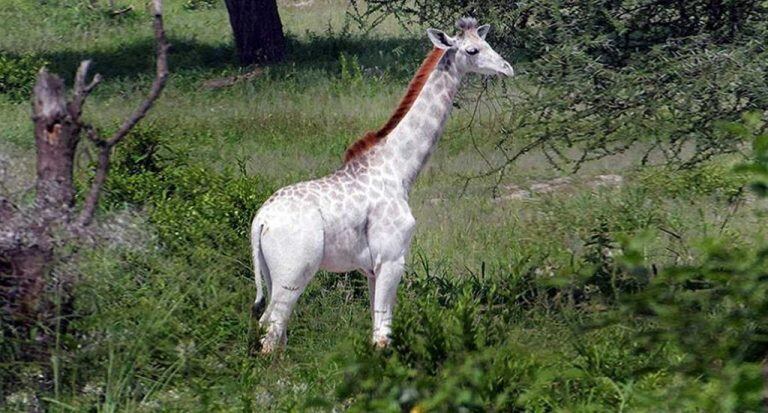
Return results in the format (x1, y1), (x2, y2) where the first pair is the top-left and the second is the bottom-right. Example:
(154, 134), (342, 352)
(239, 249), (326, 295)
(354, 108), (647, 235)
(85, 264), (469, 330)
(70, 60), (102, 119)
(76, 0), (169, 227)
(105, 1), (169, 148)
(75, 61), (102, 95)
(109, 5), (133, 16)
(77, 146), (111, 227)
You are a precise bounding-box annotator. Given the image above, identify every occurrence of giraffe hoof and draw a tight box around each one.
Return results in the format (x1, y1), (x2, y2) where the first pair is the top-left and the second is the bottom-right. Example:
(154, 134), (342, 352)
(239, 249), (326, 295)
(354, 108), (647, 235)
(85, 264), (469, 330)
(260, 337), (281, 355)
(373, 337), (391, 349)
(260, 343), (277, 355)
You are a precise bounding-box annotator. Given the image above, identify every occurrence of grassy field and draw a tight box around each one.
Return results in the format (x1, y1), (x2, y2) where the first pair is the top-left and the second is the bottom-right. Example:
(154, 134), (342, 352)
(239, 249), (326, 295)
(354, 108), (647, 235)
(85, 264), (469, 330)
(1, 0), (766, 411)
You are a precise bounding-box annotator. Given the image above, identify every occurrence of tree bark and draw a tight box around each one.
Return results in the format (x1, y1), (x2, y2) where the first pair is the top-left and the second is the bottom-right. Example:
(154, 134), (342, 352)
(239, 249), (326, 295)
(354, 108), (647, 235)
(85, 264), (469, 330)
(224, 0), (286, 66)
(2, 243), (52, 323)
(33, 72), (80, 211)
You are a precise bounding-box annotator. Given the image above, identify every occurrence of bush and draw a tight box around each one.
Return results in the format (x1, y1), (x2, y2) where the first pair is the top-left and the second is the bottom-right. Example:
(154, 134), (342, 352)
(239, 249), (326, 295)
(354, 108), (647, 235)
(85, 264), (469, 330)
(104, 128), (273, 256)
(615, 235), (768, 411)
(611, 117), (768, 411)
(0, 53), (48, 102)
(335, 267), (662, 411)
(637, 162), (747, 199)
(356, 1), (766, 60)
(333, 117), (767, 411)
(581, 221), (649, 302)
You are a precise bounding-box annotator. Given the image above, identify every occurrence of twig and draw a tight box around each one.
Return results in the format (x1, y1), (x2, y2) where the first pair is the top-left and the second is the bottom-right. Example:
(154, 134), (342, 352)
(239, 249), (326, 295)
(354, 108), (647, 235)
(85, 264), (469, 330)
(658, 227), (682, 240)
(718, 188), (743, 235)
(109, 5), (133, 16)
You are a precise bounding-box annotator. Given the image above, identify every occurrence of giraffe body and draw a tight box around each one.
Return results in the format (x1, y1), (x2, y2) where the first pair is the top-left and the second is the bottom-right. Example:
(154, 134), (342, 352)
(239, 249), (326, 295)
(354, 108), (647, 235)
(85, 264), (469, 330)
(251, 17), (513, 353)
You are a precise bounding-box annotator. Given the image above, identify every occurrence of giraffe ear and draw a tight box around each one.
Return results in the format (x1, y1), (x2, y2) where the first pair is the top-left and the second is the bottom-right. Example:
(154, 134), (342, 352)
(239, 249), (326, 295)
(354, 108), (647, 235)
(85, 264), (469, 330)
(426, 29), (455, 49)
(476, 24), (491, 39)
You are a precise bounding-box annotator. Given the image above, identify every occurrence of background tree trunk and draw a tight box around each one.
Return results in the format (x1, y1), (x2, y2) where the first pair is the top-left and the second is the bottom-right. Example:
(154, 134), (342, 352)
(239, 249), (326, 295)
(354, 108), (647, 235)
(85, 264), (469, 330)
(224, 0), (286, 65)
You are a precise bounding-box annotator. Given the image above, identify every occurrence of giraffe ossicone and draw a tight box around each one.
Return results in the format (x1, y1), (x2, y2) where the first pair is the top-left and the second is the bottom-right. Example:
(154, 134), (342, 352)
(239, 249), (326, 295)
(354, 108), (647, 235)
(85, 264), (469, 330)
(250, 17), (514, 353)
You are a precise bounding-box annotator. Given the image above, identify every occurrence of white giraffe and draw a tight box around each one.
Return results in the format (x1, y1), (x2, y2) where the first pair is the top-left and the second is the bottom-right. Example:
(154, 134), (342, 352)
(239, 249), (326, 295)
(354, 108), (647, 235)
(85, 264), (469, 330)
(251, 17), (514, 353)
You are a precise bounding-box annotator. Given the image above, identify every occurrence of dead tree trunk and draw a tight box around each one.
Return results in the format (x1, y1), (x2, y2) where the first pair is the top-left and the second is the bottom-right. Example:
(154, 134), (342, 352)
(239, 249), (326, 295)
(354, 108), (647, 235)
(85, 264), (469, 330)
(0, 0), (169, 364)
(1, 72), (81, 328)
(33, 74), (80, 211)
(224, 0), (286, 65)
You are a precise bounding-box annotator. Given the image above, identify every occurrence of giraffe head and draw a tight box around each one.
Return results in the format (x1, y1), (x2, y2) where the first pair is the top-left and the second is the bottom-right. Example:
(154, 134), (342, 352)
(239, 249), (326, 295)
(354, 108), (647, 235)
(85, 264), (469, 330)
(426, 17), (514, 77)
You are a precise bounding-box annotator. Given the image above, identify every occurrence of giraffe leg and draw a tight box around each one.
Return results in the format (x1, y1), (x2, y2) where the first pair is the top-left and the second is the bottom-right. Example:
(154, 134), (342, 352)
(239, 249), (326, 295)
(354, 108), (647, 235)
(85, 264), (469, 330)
(258, 210), (324, 354)
(372, 257), (406, 347)
(364, 270), (376, 327)
(259, 265), (317, 354)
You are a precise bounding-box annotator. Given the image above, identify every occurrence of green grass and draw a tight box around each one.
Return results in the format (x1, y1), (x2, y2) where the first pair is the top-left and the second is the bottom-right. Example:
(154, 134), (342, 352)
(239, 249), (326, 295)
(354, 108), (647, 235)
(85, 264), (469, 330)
(1, 0), (767, 411)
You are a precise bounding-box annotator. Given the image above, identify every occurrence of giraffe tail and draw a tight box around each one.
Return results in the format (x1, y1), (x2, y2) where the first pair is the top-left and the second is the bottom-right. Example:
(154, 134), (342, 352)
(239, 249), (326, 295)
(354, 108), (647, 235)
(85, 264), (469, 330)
(251, 221), (268, 319)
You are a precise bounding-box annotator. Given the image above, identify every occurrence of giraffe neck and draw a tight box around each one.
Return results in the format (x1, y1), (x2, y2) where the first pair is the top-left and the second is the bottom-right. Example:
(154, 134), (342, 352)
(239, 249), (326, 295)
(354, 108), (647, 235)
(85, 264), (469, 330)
(370, 58), (463, 192)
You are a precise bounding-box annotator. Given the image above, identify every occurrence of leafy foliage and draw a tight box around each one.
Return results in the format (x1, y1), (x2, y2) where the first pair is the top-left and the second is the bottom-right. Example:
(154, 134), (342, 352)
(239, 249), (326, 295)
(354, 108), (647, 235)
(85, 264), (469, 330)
(611, 116), (768, 410)
(336, 267), (663, 412)
(356, 0), (766, 60)
(581, 220), (648, 302)
(0, 53), (47, 102)
(354, 0), (768, 172)
(105, 127), (273, 255)
(327, 116), (768, 412)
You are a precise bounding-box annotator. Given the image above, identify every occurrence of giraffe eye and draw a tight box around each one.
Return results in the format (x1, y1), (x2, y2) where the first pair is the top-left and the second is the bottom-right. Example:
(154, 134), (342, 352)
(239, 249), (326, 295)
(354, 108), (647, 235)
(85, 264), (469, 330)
(466, 47), (479, 55)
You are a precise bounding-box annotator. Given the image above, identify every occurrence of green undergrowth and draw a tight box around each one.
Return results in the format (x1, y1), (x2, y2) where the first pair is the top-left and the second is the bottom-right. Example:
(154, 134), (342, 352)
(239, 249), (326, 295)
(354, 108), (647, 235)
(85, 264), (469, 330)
(0, 53), (48, 102)
(6, 128), (758, 410)
(100, 126), (274, 257)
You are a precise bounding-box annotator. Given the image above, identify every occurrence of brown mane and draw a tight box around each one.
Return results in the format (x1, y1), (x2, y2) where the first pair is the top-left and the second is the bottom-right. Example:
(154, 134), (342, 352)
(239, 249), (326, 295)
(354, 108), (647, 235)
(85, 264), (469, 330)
(344, 47), (446, 163)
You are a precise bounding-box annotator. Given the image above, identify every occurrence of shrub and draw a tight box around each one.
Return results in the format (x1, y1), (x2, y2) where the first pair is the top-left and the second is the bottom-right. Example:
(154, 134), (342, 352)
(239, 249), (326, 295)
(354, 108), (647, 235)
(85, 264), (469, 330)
(637, 162), (747, 199)
(104, 128), (273, 256)
(0, 53), (48, 102)
(329, 118), (768, 410)
(355, 1), (767, 60)
(335, 266), (662, 411)
(613, 116), (768, 411)
(580, 221), (649, 303)
(616, 236), (768, 411)
(338, 52), (364, 86)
